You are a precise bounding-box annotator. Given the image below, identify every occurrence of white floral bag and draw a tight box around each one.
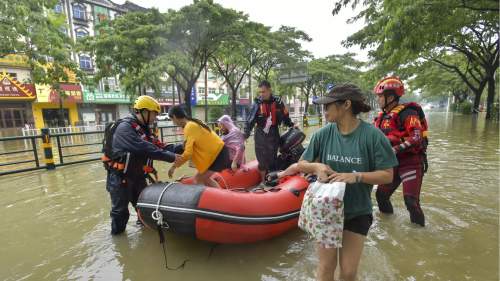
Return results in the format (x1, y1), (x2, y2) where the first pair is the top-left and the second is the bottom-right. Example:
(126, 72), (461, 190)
(298, 181), (346, 248)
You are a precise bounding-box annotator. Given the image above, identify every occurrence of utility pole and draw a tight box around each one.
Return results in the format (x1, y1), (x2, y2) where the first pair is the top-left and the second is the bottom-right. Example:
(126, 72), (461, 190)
(248, 53), (252, 104)
(204, 64), (208, 122)
(171, 77), (175, 106)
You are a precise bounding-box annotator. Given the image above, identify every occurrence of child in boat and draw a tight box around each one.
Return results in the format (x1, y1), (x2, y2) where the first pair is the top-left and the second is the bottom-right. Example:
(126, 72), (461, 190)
(217, 115), (246, 171)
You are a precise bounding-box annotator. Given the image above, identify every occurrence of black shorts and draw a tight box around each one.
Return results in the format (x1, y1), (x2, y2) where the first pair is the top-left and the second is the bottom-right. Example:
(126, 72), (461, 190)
(343, 214), (373, 236)
(208, 146), (231, 172)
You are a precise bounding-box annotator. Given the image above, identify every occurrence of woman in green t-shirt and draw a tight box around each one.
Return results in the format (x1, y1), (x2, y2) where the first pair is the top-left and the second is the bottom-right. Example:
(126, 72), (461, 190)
(298, 84), (398, 281)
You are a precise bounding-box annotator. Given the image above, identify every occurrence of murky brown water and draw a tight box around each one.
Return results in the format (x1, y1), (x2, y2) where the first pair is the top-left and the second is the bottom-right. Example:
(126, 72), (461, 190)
(0, 112), (498, 281)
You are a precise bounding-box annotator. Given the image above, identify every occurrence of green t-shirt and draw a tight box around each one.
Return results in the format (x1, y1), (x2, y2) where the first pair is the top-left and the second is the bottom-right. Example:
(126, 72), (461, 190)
(301, 120), (398, 220)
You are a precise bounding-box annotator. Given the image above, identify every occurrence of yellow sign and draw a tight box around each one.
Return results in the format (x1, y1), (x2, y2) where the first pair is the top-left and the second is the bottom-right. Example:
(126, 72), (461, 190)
(0, 54), (29, 67)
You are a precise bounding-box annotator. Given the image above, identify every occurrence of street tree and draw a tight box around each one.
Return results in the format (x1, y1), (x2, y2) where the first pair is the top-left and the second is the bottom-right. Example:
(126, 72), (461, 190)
(332, 0), (499, 118)
(0, 0), (84, 126)
(253, 26), (312, 82)
(83, 9), (167, 97)
(210, 21), (269, 118)
(162, 0), (245, 116)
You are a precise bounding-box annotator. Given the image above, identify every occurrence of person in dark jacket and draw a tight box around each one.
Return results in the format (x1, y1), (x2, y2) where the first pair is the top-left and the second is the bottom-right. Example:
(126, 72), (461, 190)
(105, 95), (180, 235)
(244, 80), (295, 183)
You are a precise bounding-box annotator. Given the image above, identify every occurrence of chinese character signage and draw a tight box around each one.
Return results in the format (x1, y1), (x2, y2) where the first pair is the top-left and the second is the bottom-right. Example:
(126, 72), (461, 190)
(0, 72), (36, 100)
(35, 84), (83, 103)
(83, 90), (131, 104)
(190, 87), (197, 106)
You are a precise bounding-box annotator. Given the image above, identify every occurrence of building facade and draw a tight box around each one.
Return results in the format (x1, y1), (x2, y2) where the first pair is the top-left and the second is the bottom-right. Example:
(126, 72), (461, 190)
(47, 0), (144, 127)
(0, 56), (38, 136)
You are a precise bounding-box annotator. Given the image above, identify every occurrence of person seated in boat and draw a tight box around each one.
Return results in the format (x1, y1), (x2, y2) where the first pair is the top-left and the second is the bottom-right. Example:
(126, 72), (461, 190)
(167, 105), (231, 188)
(217, 115), (246, 172)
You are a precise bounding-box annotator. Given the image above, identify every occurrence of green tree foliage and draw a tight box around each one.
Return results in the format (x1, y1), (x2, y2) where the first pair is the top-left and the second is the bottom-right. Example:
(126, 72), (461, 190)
(293, 54), (368, 113)
(210, 21), (268, 118)
(162, 0), (246, 116)
(332, 0), (499, 118)
(406, 57), (471, 104)
(84, 9), (167, 97)
(253, 26), (312, 82)
(0, 0), (84, 126)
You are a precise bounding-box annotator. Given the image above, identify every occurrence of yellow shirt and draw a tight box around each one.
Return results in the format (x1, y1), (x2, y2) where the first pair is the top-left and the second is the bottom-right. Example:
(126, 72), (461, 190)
(177, 121), (224, 173)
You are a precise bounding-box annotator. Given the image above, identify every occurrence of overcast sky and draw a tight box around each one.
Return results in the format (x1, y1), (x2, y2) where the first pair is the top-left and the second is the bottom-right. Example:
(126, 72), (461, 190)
(115, 0), (368, 60)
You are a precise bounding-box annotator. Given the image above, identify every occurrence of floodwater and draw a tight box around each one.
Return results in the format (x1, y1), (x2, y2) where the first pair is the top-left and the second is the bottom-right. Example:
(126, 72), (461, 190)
(0, 112), (498, 281)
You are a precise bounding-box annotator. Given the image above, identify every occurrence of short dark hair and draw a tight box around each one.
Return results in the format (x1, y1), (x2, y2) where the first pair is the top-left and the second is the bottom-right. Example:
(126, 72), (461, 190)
(258, 80), (271, 88)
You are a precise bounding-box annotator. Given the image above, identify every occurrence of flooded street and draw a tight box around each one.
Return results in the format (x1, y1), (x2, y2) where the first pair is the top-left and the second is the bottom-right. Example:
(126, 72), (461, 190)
(0, 112), (498, 281)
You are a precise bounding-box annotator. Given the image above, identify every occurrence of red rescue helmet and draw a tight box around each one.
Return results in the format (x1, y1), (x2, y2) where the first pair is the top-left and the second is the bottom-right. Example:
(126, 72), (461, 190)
(373, 76), (405, 97)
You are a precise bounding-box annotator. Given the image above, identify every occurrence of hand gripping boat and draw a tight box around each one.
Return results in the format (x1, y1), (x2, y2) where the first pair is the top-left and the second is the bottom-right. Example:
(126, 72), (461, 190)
(136, 160), (309, 244)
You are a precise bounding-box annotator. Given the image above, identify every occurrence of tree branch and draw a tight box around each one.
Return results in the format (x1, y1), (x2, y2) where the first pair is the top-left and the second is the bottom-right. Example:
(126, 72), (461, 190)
(432, 58), (479, 92)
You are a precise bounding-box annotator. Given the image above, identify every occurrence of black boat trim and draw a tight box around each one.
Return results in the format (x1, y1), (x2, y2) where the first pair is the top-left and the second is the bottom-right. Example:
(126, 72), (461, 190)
(136, 202), (300, 224)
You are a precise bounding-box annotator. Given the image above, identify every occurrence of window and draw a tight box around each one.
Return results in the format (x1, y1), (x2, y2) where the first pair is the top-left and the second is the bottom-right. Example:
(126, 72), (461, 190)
(198, 87), (205, 94)
(79, 55), (92, 70)
(54, 2), (63, 14)
(72, 4), (86, 20)
(7, 73), (17, 79)
(0, 108), (27, 128)
(103, 77), (116, 92)
(209, 88), (216, 95)
(75, 29), (88, 39)
(219, 88), (225, 95)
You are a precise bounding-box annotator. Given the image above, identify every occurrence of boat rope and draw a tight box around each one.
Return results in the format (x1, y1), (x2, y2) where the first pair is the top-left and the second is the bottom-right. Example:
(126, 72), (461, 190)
(214, 174), (230, 189)
(151, 182), (189, 270)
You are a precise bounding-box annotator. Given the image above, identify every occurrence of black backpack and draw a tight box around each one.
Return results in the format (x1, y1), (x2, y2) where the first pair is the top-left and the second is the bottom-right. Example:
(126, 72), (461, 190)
(102, 119), (124, 161)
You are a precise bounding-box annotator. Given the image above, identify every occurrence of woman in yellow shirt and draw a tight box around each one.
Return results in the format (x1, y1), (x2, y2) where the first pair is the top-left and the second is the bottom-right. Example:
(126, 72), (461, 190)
(167, 106), (230, 187)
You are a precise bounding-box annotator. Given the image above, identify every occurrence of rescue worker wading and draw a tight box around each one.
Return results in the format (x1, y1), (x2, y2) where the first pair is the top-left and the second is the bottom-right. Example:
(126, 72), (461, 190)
(373, 76), (429, 227)
(102, 96), (180, 235)
(244, 80), (295, 183)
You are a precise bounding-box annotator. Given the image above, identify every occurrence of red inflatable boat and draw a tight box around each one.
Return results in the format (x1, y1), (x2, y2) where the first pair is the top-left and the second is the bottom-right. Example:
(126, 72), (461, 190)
(136, 160), (309, 244)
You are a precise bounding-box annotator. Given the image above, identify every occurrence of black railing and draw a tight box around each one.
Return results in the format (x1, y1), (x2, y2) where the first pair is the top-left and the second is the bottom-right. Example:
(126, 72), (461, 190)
(0, 117), (320, 176)
(0, 135), (44, 176)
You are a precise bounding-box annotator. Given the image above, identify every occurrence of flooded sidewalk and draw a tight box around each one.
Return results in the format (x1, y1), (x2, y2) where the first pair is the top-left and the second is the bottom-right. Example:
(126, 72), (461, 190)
(0, 112), (498, 281)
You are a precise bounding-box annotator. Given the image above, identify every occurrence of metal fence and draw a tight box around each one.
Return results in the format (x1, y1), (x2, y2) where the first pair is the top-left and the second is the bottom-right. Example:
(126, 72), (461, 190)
(0, 116), (322, 176)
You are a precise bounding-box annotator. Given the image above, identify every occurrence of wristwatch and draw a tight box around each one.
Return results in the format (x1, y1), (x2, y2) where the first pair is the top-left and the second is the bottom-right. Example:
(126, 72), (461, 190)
(355, 172), (363, 183)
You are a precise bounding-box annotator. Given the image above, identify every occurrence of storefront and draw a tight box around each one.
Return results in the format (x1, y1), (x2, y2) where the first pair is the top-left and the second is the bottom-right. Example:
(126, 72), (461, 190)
(0, 73), (36, 135)
(81, 90), (132, 125)
(33, 84), (83, 128)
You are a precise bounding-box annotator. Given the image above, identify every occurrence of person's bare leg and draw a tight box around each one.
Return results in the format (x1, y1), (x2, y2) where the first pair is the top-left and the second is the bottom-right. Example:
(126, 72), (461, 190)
(317, 243), (338, 281)
(259, 170), (266, 185)
(195, 171), (220, 188)
(339, 230), (366, 281)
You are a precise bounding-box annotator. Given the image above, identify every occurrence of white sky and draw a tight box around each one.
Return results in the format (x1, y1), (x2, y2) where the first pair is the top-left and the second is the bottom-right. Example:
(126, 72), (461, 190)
(114, 0), (368, 60)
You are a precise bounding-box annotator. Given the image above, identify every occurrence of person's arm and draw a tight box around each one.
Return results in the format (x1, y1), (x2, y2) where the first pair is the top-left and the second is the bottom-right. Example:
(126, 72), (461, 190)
(281, 102), (294, 128)
(297, 160), (334, 182)
(326, 169), (393, 185)
(394, 110), (424, 154)
(232, 143), (245, 168)
(164, 143), (184, 154)
(328, 126), (398, 185)
(175, 124), (199, 167)
(244, 103), (259, 139)
(113, 122), (176, 162)
(296, 132), (334, 182)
